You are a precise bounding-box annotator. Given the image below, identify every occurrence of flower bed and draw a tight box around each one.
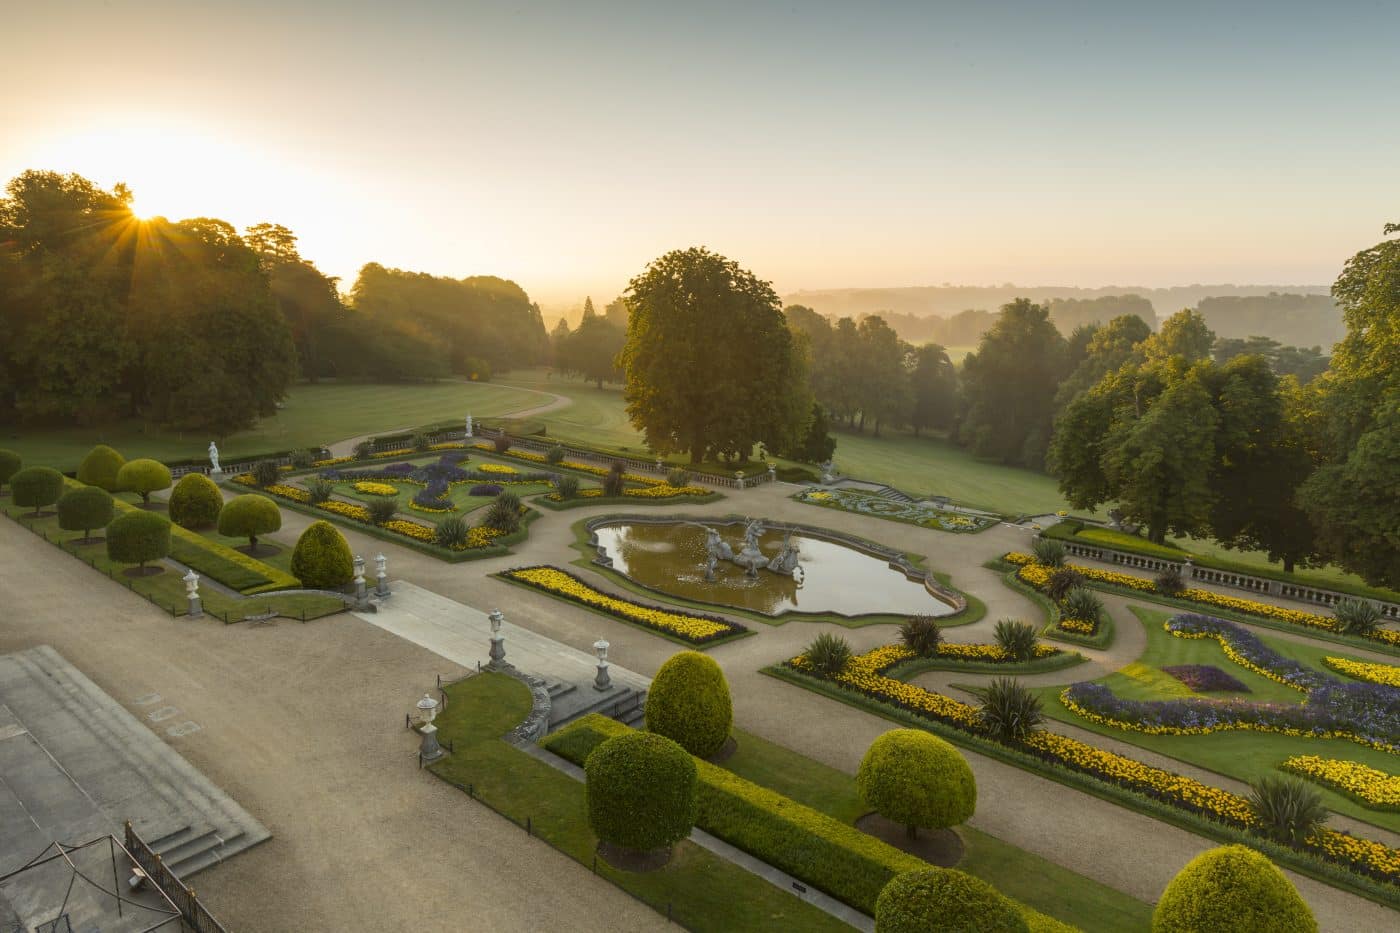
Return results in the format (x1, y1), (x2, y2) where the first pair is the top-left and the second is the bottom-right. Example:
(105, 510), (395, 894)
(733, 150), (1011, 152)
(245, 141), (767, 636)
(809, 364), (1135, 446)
(370, 447), (415, 459)
(1165, 615), (1331, 692)
(1003, 552), (1400, 648)
(1160, 664), (1250, 693)
(1324, 657), (1400, 688)
(497, 565), (746, 644)
(858, 642), (1061, 668)
(478, 463), (518, 475)
(352, 481), (399, 496)
(1283, 756), (1400, 810)
(795, 486), (995, 532)
(311, 456), (353, 468)
(778, 644), (1400, 887)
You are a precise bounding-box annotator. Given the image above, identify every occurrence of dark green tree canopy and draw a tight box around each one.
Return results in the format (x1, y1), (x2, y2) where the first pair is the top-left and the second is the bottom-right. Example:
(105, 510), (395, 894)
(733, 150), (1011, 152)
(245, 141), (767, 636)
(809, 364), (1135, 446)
(620, 247), (809, 464)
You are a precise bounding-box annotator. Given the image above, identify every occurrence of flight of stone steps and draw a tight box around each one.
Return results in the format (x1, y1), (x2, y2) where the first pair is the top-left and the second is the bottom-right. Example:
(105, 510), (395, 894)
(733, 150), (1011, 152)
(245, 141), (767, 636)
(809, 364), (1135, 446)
(0, 646), (269, 879)
(874, 486), (916, 504)
(542, 678), (647, 732)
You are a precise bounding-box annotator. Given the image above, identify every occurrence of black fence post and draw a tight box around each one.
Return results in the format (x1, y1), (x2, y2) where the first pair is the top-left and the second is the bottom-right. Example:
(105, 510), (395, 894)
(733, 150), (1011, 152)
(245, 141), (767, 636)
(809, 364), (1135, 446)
(526, 816), (532, 836)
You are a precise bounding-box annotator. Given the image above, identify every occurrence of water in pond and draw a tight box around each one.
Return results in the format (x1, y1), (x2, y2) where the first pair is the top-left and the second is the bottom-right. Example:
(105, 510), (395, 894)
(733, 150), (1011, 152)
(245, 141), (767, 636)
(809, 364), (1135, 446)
(592, 521), (953, 617)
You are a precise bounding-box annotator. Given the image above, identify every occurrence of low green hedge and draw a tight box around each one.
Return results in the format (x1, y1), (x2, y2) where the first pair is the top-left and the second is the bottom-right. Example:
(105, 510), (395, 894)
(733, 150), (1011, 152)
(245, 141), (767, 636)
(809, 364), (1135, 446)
(533, 490), (722, 511)
(545, 716), (1071, 929)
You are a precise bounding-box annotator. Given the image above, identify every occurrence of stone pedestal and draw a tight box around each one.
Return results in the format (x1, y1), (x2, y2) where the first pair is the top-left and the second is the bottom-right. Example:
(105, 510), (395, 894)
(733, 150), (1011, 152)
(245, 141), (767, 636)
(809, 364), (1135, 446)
(489, 634), (506, 666)
(593, 660), (612, 691)
(187, 596), (202, 618)
(354, 555), (367, 601)
(375, 553), (389, 597)
(419, 723), (445, 763)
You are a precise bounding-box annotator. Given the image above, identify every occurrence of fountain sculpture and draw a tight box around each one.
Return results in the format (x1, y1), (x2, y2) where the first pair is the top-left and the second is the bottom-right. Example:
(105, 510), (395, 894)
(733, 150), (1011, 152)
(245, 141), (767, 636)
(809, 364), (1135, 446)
(695, 520), (802, 582)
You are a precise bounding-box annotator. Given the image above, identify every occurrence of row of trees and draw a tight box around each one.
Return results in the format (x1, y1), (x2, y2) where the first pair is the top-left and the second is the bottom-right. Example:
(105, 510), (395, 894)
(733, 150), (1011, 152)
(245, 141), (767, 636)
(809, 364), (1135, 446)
(0, 171), (551, 434)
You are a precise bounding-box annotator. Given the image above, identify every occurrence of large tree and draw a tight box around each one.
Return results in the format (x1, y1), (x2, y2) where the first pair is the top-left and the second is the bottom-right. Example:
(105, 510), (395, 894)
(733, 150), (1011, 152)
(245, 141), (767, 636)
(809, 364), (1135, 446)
(555, 297), (625, 387)
(1297, 223), (1400, 586)
(619, 248), (808, 463)
(908, 344), (958, 436)
(850, 315), (910, 436)
(958, 298), (1067, 467)
(1144, 308), (1216, 363)
(1053, 313), (1153, 410)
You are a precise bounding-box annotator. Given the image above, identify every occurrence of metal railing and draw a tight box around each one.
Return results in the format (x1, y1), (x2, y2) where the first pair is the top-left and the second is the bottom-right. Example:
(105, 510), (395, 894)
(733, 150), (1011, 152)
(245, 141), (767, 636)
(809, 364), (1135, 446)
(124, 822), (231, 933)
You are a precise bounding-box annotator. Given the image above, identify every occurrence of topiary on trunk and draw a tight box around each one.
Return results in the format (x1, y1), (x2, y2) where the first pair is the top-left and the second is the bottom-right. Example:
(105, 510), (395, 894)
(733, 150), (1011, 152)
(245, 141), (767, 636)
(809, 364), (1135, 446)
(217, 493), (282, 552)
(106, 509), (172, 574)
(875, 868), (1028, 933)
(77, 444), (125, 491)
(116, 458), (172, 506)
(585, 731), (697, 857)
(11, 467), (64, 517)
(644, 650), (733, 758)
(57, 486), (114, 542)
(0, 449), (21, 496)
(168, 473), (224, 529)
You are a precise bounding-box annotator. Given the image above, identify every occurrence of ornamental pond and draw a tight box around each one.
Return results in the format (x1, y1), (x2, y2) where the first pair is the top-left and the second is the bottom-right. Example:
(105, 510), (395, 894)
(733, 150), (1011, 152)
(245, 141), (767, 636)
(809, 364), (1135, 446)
(589, 519), (958, 618)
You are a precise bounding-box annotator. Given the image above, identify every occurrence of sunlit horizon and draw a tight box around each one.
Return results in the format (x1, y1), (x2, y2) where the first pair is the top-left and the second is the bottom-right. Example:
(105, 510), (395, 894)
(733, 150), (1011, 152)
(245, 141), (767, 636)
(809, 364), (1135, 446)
(7, 1), (1398, 309)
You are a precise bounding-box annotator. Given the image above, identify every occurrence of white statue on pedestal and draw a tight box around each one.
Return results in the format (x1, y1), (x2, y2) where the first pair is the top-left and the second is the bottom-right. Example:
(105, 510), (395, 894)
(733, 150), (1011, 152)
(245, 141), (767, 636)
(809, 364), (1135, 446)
(208, 442), (222, 474)
(465, 414), (474, 438)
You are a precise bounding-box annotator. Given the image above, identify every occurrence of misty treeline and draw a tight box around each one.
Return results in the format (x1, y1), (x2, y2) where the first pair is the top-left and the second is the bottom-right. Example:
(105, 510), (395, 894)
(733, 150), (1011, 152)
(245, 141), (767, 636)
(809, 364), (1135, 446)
(784, 225), (1397, 587)
(0, 171), (550, 434)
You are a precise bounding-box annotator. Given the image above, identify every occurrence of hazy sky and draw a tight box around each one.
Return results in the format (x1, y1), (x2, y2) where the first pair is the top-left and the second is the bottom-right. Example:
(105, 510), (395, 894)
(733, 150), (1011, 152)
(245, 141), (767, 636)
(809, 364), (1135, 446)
(5, 0), (1398, 308)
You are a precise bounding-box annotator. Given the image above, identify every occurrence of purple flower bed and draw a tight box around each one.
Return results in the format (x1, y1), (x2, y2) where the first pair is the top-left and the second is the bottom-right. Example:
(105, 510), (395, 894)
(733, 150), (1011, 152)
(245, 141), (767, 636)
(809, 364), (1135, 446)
(1164, 614), (1333, 692)
(381, 462), (417, 475)
(469, 484), (503, 496)
(1162, 665), (1250, 693)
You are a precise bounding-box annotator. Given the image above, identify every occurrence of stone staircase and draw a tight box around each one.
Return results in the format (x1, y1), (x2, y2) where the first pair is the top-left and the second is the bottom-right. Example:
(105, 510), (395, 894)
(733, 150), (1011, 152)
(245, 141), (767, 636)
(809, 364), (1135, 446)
(875, 486), (915, 504)
(543, 678), (647, 732)
(0, 646), (269, 879)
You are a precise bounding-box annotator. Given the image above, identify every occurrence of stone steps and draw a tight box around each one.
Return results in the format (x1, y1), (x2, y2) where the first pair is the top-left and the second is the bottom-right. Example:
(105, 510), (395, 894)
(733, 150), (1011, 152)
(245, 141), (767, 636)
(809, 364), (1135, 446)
(548, 685), (648, 732)
(0, 646), (269, 878)
(875, 486), (914, 503)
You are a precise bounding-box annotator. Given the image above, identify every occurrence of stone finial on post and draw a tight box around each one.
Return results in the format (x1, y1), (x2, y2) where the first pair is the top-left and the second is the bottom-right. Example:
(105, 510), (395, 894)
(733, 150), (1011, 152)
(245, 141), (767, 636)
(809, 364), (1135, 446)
(655, 457), (664, 473)
(183, 569), (202, 618)
(353, 555), (367, 601)
(375, 553), (389, 597)
(593, 639), (611, 691)
(767, 463), (777, 483)
(735, 470), (745, 490)
(488, 609), (506, 667)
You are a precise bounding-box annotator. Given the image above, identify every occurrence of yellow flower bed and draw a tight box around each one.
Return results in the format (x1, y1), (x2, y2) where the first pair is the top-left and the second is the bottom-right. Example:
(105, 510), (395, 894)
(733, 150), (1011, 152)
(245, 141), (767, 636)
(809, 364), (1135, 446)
(312, 456), (352, 468)
(1283, 756), (1400, 809)
(370, 447), (416, 459)
(407, 501), (456, 514)
(383, 518), (435, 542)
(478, 463), (518, 475)
(1058, 617), (1097, 635)
(1323, 657), (1400, 687)
(353, 481), (400, 496)
(784, 643), (1400, 883)
(624, 484), (710, 499)
(264, 483), (311, 503)
(429, 442), (465, 451)
(319, 500), (372, 522)
(473, 442), (670, 488)
(501, 566), (743, 643)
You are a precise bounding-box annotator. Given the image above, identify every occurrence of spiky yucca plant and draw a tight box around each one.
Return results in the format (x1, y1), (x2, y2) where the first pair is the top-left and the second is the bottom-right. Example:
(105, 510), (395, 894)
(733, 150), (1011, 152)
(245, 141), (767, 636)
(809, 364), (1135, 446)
(974, 677), (1044, 742)
(899, 615), (943, 657)
(1247, 775), (1328, 845)
(993, 619), (1039, 661)
(804, 633), (853, 677)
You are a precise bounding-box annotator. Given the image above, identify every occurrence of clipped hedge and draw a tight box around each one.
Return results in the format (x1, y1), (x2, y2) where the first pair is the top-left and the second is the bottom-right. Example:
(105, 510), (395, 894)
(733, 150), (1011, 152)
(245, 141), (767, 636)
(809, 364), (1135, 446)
(106, 509), (172, 570)
(217, 493), (282, 550)
(858, 729), (976, 835)
(168, 473), (223, 529)
(116, 458), (172, 505)
(875, 868), (1029, 933)
(584, 731), (697, 852)
(1153, 845), (1316, 933)
(290, 520), (353, 589)
(11, 466), (65, 515)
(644, 651), (733, 758)
(0, 449), (21, 494)
(56, 486), (114, 540)
(77, 444), (125, 491)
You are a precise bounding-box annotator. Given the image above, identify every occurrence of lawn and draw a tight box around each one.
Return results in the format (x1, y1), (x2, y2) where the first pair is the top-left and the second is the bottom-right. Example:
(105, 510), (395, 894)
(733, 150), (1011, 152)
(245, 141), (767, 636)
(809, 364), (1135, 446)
(500, 370), (1071, 516)
(1035, 606), (1400, 834)
(1, 380), (541, 470)
(428, 673), (851, 932)
(721, 729), (1152, 933)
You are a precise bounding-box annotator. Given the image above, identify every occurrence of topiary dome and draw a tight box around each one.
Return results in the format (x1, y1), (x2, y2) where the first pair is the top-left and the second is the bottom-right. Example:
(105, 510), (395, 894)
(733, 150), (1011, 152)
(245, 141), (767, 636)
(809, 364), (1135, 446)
(57, 485), (115, 540)
(116, 458), (173, 505)
(644, 650), (733, 758)
(585, 731), (697, 854)
(77, 445), (125, 491)
(290, 520), (354, 589)
(858, 729), (976, 837)
(875, 868), (1028, 933)
(1152, 845), (1316, 933)
(168, 473), (224, 529)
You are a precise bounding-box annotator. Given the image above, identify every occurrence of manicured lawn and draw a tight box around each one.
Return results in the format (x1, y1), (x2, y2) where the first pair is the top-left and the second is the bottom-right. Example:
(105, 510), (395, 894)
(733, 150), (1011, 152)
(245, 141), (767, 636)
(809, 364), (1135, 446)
(1036, 606), (1400, 834)
(721, 728), (1152, 933)
(501, 369), (1071, 516)
(428, 673), (851, 933)
(1, 380), (541, 470)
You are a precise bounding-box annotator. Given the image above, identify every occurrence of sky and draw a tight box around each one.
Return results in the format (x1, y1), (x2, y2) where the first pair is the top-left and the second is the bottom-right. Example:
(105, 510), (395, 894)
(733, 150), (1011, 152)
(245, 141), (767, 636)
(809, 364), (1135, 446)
(5, 0), (1398, 310)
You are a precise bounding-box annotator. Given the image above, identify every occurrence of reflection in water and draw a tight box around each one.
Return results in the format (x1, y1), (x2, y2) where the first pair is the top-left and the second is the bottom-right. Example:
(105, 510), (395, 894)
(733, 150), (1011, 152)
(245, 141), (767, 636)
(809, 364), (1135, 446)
(593, 522), (951, 617)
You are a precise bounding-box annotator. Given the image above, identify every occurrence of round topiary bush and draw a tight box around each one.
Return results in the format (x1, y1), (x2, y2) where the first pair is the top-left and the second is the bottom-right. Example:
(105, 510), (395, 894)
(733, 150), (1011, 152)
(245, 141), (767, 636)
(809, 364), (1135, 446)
(10, 467), (65, 517)
(116, 458), (172, 506)
(858, 729), (976, 839)
(1153, 845), (1316, 933)
(875, 868), (1028, 933)
(57, 486), (115, 543)
(77, 445), (125, 491)
(106, 509), (172, 575)
(168, 473), (224, 529)
(585, 731), (698, 858)
(0, 449), (21, 496)
(290, 520), (354, 589)
(644, 650), (733, 758)
(216, 493), (282, 553)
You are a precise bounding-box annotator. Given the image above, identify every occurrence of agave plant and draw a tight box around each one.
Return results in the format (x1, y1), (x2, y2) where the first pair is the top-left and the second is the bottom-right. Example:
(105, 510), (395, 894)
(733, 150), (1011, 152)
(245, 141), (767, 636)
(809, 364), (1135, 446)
(1031, 537), (1066, 568)
(1154, 566), (1186, 596)
(974, 677), (1044, 742)
(804, 633), (853, 677)
(555, 475), (580, 499)
(899, 615), (943, 657)
(1061, 587), (1103, 624)
(1247, 774), (1328, 845)
(484, 492), (522, 532)
(367, 497), (398, 526)
(412, 432), (431, 451)
(1045, 567), (1085, 603)
(1333, 598), (1381, 636)
(308, 477), (335, 504)
(994, 619), (1039, 661)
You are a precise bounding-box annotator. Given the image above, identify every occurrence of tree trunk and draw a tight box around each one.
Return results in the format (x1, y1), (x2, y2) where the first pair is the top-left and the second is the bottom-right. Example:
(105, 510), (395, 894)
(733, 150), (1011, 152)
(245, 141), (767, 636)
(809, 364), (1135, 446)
(1283, 556), (1295, 573)
(689, 444), (703, 465)
(1149, 524), (1166, 545)
(858, 412), (866, 432)
(250, 534), (258, 551)
(906, 824), (918, 841)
